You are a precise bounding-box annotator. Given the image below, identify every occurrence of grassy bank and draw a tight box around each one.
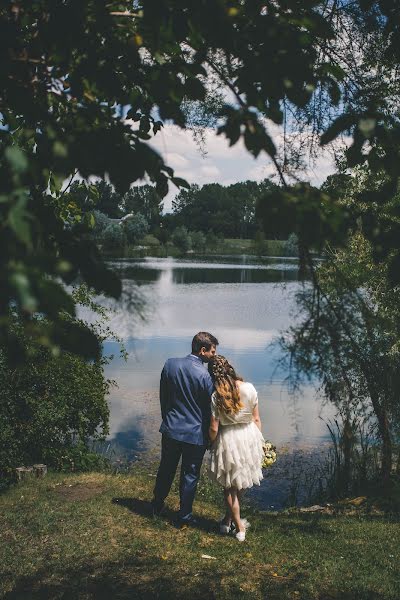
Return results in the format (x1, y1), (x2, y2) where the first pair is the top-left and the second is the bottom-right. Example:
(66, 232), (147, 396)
(1, 468), (399, 599)
(102, 237), (290, 259)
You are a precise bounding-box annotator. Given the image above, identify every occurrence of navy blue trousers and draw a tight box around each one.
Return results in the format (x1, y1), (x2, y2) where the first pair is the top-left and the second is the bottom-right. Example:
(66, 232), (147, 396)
(153, 434), (206, 521)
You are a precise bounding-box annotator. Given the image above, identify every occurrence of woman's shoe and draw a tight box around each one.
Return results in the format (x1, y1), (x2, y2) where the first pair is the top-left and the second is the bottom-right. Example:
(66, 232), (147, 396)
(219, 519), (234, 534)
(235, 530), (246, 542)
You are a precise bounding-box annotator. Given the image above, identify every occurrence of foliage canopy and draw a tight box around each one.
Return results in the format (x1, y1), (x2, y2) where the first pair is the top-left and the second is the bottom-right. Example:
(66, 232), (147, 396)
(2, 1), (400, 358)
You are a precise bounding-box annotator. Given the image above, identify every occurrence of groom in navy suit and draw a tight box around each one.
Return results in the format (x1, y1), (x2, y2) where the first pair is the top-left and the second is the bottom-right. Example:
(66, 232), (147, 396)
(152, 331), (218, 526)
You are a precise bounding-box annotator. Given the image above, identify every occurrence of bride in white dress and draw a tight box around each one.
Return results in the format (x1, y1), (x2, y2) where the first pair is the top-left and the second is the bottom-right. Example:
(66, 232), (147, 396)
(208, 355), (264, 542)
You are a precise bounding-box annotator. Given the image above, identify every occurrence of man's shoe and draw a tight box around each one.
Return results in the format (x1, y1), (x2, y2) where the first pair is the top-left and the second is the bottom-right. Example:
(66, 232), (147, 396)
(219, 522), (231, 534)
(151, 500), (165, 517)
(173, 515), (198, 529)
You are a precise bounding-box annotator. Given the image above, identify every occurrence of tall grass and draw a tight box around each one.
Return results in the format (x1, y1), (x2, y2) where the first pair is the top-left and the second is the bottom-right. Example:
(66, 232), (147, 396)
(304, 415), (396, 504)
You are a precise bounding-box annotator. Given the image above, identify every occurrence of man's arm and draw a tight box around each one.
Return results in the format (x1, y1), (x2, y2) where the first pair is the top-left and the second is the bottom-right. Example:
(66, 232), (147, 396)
(159, 363), (169, 420)
(204, 371), (214, 400)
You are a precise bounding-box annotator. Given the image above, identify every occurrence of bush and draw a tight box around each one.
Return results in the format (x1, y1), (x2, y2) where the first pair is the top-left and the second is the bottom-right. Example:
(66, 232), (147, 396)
(92, 210), (111, 236)
(102, 222), (126, 249)
(0, 316), (111, 479)
(172, 226), (192, 253)
(141, 233), (161, 247)
(284, 232), (299, 257)
(205, 231), (220, 248)
(190, 231), (206, 252)
(253, 230), (269, 255)
(124, 213), (149, 245)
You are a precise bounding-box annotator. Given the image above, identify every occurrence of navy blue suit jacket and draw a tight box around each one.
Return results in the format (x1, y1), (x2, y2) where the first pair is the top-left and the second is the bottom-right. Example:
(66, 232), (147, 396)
(159, 354), (214, 446)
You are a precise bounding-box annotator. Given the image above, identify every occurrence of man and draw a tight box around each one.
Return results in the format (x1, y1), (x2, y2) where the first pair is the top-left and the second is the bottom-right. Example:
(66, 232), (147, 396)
(152, 331), (218, 526)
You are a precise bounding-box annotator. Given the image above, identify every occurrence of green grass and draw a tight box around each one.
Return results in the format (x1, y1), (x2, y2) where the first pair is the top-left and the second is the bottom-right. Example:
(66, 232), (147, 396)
(1, 468), (399, 599)
(102, 238), (289, 259)
(190, 238), (288, 256)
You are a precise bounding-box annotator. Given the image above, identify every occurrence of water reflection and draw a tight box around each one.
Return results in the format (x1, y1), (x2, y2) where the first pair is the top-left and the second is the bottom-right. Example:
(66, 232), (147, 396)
(106, 256), (300, 284)
(79, 256), (332, 509)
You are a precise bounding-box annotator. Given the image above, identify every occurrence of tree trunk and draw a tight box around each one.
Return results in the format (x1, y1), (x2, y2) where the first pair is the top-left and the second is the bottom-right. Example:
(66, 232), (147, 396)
(342, 417), (353, 493)
(15, 466), (34, 480)
(379, 412), (392, 484)
(370, 394), (392, 484)
(33, 464), (47, 478)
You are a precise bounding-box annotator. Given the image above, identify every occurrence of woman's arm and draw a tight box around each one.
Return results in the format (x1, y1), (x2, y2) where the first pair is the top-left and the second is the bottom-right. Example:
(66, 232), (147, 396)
(209, 414), (219, 443)
(252, 404), (262, 431)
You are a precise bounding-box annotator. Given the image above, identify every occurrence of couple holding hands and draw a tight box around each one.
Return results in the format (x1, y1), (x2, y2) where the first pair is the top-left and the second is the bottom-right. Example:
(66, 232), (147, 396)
(151, 332), (265, 542)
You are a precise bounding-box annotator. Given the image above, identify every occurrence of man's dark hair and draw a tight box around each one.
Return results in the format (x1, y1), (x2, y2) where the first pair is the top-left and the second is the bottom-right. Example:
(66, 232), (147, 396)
(191, 331), (219, 354)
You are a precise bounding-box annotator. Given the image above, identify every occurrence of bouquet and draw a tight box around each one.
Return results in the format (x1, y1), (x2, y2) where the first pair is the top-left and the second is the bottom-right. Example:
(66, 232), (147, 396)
(262, 441), (277, 468)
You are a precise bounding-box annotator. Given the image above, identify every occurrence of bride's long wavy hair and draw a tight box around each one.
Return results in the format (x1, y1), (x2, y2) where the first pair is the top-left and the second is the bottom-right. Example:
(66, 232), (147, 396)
(209, 355), (243, 415)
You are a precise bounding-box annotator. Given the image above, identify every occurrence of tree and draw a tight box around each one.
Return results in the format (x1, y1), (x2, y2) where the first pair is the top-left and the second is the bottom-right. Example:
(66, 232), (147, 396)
(172, 179), (278, 237)
(122, 185), (163, 230)
(102, 222), (126, 251)
(0, 1), (349, 358)
(2, 1), (400, 360)
(95, 181), (122, 219)
(124, 213), (149, 245)
(281, 231), (400, 484)
(92, 210), (111, 237)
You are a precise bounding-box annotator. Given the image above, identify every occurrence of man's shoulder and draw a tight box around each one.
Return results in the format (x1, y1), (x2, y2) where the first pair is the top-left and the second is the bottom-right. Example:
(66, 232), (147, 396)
(165, 355), (211, 378)
(164, 355), (187, 367)
(163, 355), (189, 372)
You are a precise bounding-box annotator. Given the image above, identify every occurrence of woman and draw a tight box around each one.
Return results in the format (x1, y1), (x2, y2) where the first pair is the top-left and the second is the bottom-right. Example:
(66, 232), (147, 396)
(208, 355), (264, 542)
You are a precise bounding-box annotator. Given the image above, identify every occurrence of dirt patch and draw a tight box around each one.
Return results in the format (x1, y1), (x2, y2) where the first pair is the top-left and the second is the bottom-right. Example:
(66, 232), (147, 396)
(53, 482), (103, 502)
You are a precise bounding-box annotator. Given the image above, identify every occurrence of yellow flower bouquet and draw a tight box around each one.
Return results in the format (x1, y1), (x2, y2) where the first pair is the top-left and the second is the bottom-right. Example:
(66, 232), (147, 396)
(262, 441), (277, 468)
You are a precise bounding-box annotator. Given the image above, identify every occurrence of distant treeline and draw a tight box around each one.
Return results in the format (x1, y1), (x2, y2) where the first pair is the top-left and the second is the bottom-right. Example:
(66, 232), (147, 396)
(167, 179), (278, 238)
(88, 177), (285, 244)
(82, 175), (341, 253)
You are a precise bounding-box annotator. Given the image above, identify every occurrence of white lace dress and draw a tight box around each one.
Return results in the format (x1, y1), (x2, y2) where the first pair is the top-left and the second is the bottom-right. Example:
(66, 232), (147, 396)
(209, 382), (265, 490)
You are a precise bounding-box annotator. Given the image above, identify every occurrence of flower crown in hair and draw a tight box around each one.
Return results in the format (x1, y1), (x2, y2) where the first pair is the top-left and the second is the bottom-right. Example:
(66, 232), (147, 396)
(210, 356), (234, 380)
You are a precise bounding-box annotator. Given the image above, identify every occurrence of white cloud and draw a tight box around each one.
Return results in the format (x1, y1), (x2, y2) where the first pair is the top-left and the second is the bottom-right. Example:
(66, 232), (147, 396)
(133, 122), (338, 211)
(200, 164), (221, 177)
(165, 152), (189, 168)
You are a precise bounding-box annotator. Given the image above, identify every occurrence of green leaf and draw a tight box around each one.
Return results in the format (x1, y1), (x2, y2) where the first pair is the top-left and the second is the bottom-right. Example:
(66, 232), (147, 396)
(8, 195), (32, 247)
(387, 253), (400, 287)
(135, 130), (151, 140)
(321, 114), (357, 146)
(5, 146), (28, 173)
(171, 177), (190, 189)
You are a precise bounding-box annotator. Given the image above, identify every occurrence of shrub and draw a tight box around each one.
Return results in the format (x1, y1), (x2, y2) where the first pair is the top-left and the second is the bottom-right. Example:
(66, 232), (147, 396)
(172, 226), (192, 253)
(124, 213), (149, 245)
(284, 232), (299, 257)
(191, 231), (206, 252)
(102, 222), (126, 249)
(92, 210), (111, 236)
(141, 234), (161, 247)
(0, 343), (110, 478)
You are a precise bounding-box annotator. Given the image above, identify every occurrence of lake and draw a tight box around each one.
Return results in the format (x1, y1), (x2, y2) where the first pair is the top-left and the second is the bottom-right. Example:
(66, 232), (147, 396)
(79, 255), (334, 509)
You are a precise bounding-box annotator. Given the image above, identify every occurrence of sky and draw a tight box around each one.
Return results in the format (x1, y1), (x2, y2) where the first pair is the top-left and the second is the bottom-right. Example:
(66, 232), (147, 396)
(144, 122), (337, 212)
